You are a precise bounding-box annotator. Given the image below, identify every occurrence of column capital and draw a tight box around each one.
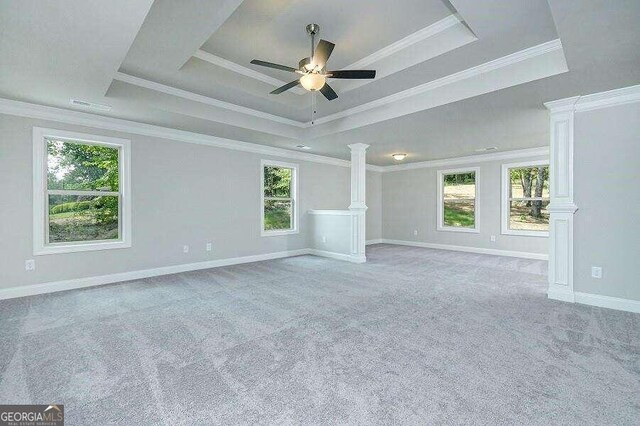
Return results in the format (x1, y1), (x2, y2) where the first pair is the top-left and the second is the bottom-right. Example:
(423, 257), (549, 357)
(348, 143), (370, 152)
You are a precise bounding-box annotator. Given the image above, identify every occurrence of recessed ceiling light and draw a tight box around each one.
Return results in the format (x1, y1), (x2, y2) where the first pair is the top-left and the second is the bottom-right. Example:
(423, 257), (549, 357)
(392, 153), (407, 161)
(474, 146), (498, 152)
(296, 144), (312, 150)
(70, 99), (112, 111)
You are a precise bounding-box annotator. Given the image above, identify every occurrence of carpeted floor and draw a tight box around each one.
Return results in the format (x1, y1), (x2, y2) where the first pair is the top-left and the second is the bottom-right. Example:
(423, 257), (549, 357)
(0, 244), (638, 425)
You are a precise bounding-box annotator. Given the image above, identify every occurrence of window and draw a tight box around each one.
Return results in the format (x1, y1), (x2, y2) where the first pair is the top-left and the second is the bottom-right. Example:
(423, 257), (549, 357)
(437, 168), (479, 233)
(261, 160), (298, 236)
(501, 161), (550, 236)
(33, 128), (131, 254)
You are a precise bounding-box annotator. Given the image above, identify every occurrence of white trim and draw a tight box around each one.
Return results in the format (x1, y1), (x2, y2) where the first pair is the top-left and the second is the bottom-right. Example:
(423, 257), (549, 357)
(307, 210), (352, 216)
(32, 127), (132, 255)
(0, 97), (356, 169)
(194, 50), (306, 96)
(380, 239), (548, 260)
(383, 147), (549, 172)
(0, 249), (311, 300)
(307, 249), (361, 263)
(308, 39), (564, 127)
(547, 286), (576, 303)
(545, 84), (640, 113)
(501, 160), (550, 237)
(366, 239), (383, 245)
(113, 72), (306, 129)
(437, 167), (480, 234)
(261, 159), (299, 237)
(574, 292), (640, 314)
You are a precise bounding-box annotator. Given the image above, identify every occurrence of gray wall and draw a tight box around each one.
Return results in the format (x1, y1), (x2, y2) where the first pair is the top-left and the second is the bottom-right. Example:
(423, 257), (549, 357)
(0, 114), (352, 289)
(381, 157), (549, 254)
(308, 214), (352, 254)
(574, 103), (640, 301)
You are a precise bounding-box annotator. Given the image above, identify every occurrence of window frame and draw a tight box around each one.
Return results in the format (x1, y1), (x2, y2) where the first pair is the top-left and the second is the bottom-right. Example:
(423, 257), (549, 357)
(437, 167), (480, 234)
(501, 160), (550, 237)
(260, 159), (298, 237)
(33, 127), (132, 255)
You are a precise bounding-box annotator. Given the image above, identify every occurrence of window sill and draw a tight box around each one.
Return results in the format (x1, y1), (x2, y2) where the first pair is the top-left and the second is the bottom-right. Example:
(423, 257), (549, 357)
(501, 230), (549, 237)
(437, 226), (480, 234)
(34, 240), (131, 255)
(261, 229), (299, 237)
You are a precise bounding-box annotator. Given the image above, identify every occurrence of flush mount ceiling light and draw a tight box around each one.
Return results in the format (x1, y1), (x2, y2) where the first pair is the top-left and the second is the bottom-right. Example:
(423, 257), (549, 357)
(250, 24), (376, 101)
(392, 153), (407, 161)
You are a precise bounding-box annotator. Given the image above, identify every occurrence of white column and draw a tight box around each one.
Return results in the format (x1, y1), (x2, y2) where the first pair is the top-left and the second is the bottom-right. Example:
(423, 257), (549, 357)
(545, 101), (579, 302)
(348, 143), (369, 263)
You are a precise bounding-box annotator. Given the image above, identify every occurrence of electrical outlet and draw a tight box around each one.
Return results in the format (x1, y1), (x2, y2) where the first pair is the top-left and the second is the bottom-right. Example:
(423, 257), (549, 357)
(591, 266), (602, 279)
(206, 243), (212, 252)
(322, 236), (327, 243)
(490, 235), (496, 242)
(25, 259), (35, 271)
(183, 245), (189, 253)
(413, 229), (418, 236)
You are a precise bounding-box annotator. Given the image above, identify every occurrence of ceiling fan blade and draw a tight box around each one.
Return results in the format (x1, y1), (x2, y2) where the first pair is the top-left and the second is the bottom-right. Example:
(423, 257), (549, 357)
(319, 83), (338, 101)
(327, 70), (376, 79)
(251, 59), (298, 73)
(312, 40), (335, 69)
(270, 79), (301, 95)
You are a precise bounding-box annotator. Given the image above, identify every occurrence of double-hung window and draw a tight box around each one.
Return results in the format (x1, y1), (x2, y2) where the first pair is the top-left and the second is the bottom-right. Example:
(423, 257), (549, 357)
(437, 168), (479, 233)
(33, 128), (131, 254)
(261, 160), (298, 236)
(501, 161), (549, 236)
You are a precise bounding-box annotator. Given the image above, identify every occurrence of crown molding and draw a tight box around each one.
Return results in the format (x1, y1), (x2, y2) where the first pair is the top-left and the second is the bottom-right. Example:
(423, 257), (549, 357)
(545, 84), (640, 113)
(0, 97), (360, 168)
(381, 147), (549, 172)
(309, 39), (564, 127)
(113, 72), (306, 129)
(193, 50), (307, 95)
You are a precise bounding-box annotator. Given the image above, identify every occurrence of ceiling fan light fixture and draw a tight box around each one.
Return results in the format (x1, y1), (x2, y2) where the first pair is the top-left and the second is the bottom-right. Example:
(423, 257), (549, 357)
(300, 73), (326, 91)
(392, 153), (407, 161)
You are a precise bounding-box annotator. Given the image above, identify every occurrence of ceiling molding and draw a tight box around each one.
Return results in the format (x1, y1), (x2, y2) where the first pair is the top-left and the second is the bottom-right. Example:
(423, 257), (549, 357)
(113, 72), (306, 129)
(193, 50), (307, 95)
(309, 39), (565, 127)
(381, 147), (550, 172)
(545, 83), (640, 113)
(0, 97), (356, 168)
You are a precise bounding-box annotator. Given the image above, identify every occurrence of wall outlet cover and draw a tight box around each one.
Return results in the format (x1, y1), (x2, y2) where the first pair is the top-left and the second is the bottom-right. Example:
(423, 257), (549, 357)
(183, 245), (190, 253)
(206, 243), (212, 252)
(591, 266), (602, 279)
(490, 235), (496, 242)
(25, 259), (35, 271)
(413, 230), (418, 236)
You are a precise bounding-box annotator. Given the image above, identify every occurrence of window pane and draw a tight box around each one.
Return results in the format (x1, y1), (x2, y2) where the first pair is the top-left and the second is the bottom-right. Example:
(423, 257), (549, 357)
(47, 138), (119, 191)
(264, 199), (292, 231)
(444, 200), (475, 228)
(509, 200), (550, 232)
(443, 172), (475, 200)
(509, 166), (549, 199)
(263, 166), (292, 197)
(48, 194), (119, 243)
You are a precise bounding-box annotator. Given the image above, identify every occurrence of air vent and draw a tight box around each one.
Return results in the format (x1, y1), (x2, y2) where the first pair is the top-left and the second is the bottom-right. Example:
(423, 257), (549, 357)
(474, 146), (498, 152)
(70, 99), (112, 111)
(296, 145), (312, 150)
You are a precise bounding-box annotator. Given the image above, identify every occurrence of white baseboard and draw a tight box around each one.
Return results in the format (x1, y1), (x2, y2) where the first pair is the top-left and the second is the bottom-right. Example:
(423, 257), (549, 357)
(547, 286), (576, 303)
(0, 249), (311, 300)
(574, 292), (640, 314)
(308, 249), (365, 263)
(380, 239), (548, 260)
(366, 239), (383, 245)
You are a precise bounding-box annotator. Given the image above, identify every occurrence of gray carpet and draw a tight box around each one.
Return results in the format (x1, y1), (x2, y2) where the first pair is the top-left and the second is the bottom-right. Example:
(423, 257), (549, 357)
(0, 244), (638, 425)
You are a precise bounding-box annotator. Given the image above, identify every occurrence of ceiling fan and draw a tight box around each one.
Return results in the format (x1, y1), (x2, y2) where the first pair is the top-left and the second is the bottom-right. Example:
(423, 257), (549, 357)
(250, 24), (376, 101)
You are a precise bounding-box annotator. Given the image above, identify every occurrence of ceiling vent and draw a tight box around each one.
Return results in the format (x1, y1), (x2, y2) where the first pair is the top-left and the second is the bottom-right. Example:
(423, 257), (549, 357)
(474, 146), (498, 152)
(70, 99), (112, 111)
(296, 144), (312, 150)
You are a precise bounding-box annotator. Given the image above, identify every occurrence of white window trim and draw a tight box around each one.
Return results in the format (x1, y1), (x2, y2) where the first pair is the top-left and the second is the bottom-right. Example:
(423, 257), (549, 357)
(33, 127), (132, 255)
(501, 160), (549, 237)
(260, 159), (299, 237)
(437, 167), (480, 234)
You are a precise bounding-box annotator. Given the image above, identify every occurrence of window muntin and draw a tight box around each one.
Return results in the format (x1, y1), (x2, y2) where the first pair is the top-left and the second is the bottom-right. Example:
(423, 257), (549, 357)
(503, 162), (549, 236)
(261, 161), (297, 236)
(34, 128), (131, 254)
(438, 168), (479, 233)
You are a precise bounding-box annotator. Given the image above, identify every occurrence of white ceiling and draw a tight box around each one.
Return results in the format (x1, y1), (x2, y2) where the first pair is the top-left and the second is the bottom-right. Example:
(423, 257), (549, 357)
(0, 0), (638, 166)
